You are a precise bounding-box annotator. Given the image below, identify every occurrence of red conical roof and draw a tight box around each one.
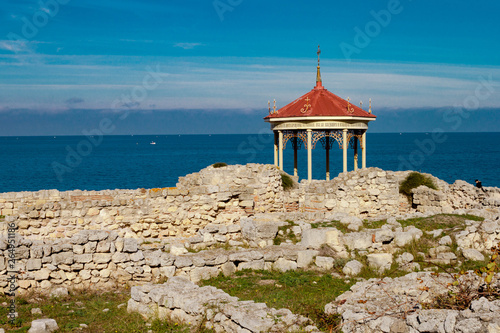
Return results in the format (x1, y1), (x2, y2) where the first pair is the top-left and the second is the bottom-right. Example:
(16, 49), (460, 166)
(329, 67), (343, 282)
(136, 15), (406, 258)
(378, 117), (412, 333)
(264, 81), (376, 120)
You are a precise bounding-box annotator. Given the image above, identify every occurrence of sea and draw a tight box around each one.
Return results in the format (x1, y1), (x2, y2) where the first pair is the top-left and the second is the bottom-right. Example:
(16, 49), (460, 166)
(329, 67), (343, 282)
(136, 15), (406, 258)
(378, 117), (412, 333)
(0, 132), (499, 193)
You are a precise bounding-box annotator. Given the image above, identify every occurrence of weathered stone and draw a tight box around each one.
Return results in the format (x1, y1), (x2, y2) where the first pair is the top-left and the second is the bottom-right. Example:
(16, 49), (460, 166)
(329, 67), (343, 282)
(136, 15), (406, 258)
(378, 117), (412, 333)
(297, 250), (319, 268)
(462, 248), (485, 262)
(272, 258), (297, 272)
(367, 253), (392, 273)
(49, 287), (68, 298)
(343, 260), (363, 276)
(375, 229), (394, 243)
(26, 259), (42, 271)
(123, 238), (138, 253)
(315, 256), (334, 270)
(27, 318), (59, 333)
(221, 262), (236, 276)
(52, 252), (74, 265)
(300, 229), (327, 249)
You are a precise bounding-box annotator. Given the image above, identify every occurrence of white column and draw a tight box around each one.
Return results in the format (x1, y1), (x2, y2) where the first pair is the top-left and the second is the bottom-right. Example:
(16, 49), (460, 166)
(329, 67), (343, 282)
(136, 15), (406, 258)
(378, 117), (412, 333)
(362, 131), (367, 169)
(278, 130), (283, 170)
(307, 129), (312, 182)
(293, 136), (298, 177)
(326, 135), (330, 181)
(342, 129), (348, 173)
(273, 131), (278, 167)
(354, 137), (358, 171)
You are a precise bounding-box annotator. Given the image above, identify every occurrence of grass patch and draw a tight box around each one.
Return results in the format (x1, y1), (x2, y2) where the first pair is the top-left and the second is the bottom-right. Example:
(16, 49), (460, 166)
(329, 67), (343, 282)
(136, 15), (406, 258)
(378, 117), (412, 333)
(310, 220), (349, 234)
(0, 289), (213, 333)
(398, 214), (483, 233)
(212, 162), (227, 168)
(362, 219), (387, 230)
(201, 269), (354, 332)
(399, 171), (437, 201)
(281, 173), (294, 191)
(273, 220), (298, 245)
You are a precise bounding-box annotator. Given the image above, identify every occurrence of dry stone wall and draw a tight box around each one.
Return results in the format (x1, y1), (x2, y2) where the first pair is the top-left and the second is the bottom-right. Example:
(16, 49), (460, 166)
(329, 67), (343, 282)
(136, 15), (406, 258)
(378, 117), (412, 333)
(0, 164), (283, 240)
(2, 164), (498, 244)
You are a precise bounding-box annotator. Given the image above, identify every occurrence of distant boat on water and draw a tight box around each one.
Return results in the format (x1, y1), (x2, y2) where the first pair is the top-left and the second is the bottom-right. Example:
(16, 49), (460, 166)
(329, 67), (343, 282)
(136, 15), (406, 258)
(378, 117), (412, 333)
(150, 141), (156, 145)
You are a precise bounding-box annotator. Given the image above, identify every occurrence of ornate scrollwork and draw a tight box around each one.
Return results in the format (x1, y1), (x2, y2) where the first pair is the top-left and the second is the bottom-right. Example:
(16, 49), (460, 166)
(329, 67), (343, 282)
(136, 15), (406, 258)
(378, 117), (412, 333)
(346, 97), (354, 114)
(283, 131), (306, 149)
(349, 129), (365, 148)
(300, 97), (312, 113)
(311, 130), (343, 149)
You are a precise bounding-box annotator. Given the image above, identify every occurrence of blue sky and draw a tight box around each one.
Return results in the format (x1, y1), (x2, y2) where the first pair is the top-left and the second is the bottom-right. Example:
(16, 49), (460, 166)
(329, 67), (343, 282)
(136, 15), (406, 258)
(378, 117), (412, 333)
(1, 0), (499, 134)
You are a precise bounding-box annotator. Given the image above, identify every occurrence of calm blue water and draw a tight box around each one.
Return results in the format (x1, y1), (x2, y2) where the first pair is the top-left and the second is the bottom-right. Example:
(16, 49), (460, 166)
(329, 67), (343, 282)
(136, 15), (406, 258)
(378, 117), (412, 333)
(0, 133), (498, 193)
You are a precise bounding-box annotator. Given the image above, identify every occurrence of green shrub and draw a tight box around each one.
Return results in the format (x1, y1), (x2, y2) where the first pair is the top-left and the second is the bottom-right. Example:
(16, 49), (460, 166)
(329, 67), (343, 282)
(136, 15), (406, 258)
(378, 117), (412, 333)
(399, 171), (437, 200)
(212, 162), (227, 168)
(281, 173), (294, 191)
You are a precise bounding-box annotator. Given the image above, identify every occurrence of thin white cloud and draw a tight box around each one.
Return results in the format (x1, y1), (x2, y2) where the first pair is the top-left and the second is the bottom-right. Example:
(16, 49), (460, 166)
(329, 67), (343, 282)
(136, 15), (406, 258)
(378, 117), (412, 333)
(0, 40), (30, 53)
(174, 43), (203, 50)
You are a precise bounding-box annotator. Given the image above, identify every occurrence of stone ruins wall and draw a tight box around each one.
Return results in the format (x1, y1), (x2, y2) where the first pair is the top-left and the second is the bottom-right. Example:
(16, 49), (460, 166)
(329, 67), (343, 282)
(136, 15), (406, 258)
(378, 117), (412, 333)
(0, 164), (283, 240)
(2, 164), (498, 243)
(2, 163), (500, 297)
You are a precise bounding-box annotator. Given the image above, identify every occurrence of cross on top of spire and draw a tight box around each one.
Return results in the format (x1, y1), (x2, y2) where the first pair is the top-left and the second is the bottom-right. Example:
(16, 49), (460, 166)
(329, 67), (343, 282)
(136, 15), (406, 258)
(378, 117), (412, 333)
(317, 45), (321, 67)
(315, 45), (323, 89)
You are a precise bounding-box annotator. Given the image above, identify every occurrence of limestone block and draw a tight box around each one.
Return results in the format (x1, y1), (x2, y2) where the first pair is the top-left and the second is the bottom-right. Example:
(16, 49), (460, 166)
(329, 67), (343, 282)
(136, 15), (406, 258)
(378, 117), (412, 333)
(170, 245), (188, 256)
(123, 238), (138, 253)
(315, 256), (334, 270)
(297, 250), (319, 268)
(26, 259), (42, 271)
(93, 253), (112, 264)
(272, 258), (297, 272)
(326, 229), (341, 246)
(190, 267), (219, 283)
(86, 208), (100, 216)
(229, 251), (264, 262)
(27, 318), (59, 333)
(343, 260), (363, 276)
(238, 260), (265, 270)
(75, 254), (93, 263)
(439, 235), (453, 246)
(34, 268), (50, 281)
(462, 249), (485, 261)
(52, 252), (74, 265)
(367, 253), (392, 273)
(130, 251), (144, 262)
(300, 229), (327, 249)
(375, 229), (394, 243)
(221, 262), (236, 276)
(96, 241), (111, 253)
(144, 250), (162, 267)
(174, 256), (193, 268)
(84, 242), (97, 254)
(159, 266), (176, 278)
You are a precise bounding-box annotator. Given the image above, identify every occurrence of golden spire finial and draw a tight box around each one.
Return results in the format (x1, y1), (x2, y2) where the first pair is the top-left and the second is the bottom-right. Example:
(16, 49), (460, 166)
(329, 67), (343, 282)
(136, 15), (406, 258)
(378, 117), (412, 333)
(369, 98), (372, 113)
(316, 45), (323, 87)
(273, 99), (277, 114)
(268, 100), (271, 114)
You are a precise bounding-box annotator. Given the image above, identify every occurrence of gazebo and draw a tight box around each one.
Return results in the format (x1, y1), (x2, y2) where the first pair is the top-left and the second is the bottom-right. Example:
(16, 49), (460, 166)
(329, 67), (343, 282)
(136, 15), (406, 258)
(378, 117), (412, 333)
(264, 47), (376, 182)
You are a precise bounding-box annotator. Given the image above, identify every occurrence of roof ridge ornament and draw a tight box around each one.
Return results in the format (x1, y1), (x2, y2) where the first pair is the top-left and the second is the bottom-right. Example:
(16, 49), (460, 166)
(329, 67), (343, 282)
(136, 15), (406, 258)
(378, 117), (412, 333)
(268, 99), (278, 115)
(300, 97), (312, 113)
(315, 45), (323, 89)
(346, 97), (354, 114)
(369, 98), (372, 113)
